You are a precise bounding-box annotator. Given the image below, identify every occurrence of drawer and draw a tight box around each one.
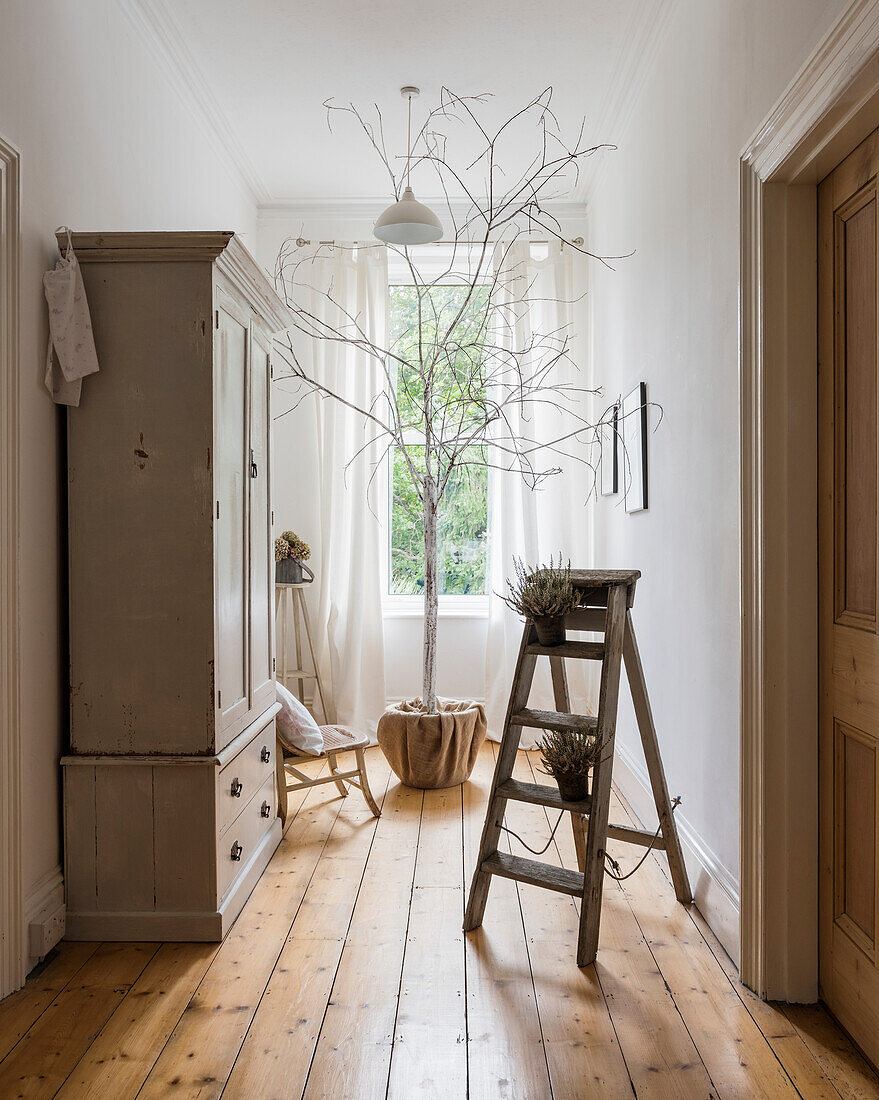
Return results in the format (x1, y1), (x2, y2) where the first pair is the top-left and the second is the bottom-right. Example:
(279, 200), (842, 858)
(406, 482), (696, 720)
(218, 770), (276, 901)
(217, 719), (275, 835)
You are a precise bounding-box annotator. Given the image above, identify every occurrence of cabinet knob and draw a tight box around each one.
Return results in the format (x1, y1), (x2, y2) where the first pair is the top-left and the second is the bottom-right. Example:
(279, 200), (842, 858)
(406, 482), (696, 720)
(261, 800), (271, 818)
(230, 841), (243, 862)
(260, 745), (271, 763)
(230, 778), (243, 797)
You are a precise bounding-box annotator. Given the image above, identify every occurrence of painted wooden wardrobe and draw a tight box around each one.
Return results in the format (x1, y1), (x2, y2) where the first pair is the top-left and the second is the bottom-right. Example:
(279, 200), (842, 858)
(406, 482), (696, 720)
(60, 231), (288, 940)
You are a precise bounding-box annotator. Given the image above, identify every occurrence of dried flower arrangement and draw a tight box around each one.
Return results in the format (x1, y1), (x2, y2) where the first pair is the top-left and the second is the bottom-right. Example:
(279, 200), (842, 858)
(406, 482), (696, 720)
(500, 555), (580, 645)
(536, 726), (600, 803)
(275, 531), (314, 584)
(275, 531), (311, 562)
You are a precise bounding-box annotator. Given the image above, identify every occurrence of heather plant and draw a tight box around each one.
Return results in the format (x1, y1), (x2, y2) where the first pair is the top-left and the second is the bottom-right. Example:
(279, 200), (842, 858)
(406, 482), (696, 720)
(537, 727), (600, 785)
(500, 555), (579, 620)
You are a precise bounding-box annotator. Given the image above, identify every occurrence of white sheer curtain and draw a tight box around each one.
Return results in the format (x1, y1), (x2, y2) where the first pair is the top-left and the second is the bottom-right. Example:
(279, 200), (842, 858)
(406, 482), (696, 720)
(484, 242), (596, 747)
(275, 245), (388, 738)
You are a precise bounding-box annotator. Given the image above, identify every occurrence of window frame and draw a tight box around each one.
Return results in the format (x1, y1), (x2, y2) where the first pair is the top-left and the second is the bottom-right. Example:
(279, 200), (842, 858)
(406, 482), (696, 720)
(382, 246), (490, 618)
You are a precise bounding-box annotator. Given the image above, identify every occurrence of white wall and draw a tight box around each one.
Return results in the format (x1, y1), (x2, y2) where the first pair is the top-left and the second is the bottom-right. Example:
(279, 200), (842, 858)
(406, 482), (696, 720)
(1, 0), (257, 966)
(587, 0), (849, 955)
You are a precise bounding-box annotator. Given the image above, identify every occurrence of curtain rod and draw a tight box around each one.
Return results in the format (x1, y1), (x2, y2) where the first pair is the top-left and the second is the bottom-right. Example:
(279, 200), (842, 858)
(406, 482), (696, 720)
(293, 236), (585, 248)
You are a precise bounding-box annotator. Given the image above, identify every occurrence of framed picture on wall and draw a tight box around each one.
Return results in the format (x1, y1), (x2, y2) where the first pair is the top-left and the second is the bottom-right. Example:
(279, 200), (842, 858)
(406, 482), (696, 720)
(622, 381), (648, 513)
(600, 403), (619, 495)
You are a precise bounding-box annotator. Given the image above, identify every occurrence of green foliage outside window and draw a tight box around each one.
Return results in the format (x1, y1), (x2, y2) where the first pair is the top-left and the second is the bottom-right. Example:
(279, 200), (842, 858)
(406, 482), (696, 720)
(388, 284), (490, 596)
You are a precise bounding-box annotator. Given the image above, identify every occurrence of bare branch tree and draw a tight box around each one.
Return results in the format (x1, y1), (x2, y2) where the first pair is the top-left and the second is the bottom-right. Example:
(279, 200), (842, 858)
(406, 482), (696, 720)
(274, 88), (616, 713)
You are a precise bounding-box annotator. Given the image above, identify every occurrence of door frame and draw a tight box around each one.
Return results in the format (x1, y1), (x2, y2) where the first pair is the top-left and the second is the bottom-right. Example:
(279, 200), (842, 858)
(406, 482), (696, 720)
(0, 134), (22, 998)
(740, 0), (879, 1000)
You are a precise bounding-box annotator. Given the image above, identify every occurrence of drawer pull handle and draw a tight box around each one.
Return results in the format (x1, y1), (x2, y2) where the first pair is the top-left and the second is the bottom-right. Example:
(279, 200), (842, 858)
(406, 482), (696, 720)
(231, 841), (243, 862)
(230, 778), (243, 797)
(261, 800), (271, 818)
(260, 745), (271, 763)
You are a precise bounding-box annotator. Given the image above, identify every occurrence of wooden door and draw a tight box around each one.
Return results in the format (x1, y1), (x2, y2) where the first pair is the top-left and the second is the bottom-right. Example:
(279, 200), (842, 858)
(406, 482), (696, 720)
(249, 323), (275, 716)
(819, 128), (879, 1064)
(214, 287), (251, 741)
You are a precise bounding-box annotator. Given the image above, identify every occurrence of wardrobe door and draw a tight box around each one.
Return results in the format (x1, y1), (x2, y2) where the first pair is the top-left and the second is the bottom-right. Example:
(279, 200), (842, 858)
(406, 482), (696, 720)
(214, 287), (251, 742)
(249, 324), (275, 714)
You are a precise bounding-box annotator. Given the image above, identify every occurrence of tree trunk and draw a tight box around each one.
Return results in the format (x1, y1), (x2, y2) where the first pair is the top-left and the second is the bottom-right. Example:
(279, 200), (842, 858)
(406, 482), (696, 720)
(422, 476), (439, 713)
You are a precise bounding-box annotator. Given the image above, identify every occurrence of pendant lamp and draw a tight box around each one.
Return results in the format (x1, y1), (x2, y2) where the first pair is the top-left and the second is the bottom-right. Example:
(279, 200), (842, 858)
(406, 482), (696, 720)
(374, 87), (443, 246)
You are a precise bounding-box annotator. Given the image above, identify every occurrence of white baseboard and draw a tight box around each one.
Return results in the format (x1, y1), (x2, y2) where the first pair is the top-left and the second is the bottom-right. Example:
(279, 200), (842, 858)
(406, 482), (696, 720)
(613, 743), (741, 964)
(24, 864), (65, 972)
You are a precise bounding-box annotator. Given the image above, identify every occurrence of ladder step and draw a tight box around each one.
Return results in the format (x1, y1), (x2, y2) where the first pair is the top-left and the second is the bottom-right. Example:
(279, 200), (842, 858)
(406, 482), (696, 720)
(281, 670), (318, 679)
(497, 777), (592, 814)
(511, 708), (598, 734)
(497, 780), (664, 849)
(525, 640), (606, 660)
(482, 851), (584, 896)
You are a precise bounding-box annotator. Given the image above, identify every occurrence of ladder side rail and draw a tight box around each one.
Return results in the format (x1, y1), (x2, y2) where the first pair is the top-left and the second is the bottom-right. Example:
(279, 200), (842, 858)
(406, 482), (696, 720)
(463, 621), (538, 931)
(577, 583), (628, 966)
(622, 610), (693, 903)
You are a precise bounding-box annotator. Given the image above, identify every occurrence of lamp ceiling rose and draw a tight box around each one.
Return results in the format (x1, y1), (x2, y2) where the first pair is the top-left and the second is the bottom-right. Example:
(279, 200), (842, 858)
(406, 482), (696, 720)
(401, 86), (419, 98)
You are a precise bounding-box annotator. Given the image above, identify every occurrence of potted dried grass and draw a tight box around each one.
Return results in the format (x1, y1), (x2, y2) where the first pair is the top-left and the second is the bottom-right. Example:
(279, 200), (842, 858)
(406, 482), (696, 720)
(536, 726), (600, 803)
(501, 556), (580, 646)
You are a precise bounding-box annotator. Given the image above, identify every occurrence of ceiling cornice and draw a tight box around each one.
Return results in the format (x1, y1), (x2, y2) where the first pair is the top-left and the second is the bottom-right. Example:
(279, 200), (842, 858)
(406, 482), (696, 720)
(118, 0), (676, 211)
(117, 0), (273, 205)
(576, 0), (680, 198)
(258, 198), (588, 221)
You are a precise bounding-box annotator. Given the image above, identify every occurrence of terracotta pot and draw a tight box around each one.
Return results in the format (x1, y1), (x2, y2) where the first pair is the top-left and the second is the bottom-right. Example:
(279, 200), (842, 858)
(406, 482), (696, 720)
(554, 771), (590, 803)
(532, 614), (566, 646)
(276, 558), (314, 584)
(377, 698), (488, 789)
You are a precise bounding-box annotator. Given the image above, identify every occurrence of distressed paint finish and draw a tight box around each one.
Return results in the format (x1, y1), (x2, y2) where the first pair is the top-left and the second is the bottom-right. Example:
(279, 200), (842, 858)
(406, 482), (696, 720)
(62, 232), (287, 942)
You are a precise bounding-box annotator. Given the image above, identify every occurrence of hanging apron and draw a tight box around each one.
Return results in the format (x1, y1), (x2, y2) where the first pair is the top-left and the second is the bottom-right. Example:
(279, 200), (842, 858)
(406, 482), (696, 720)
(43, 227), (100, 406)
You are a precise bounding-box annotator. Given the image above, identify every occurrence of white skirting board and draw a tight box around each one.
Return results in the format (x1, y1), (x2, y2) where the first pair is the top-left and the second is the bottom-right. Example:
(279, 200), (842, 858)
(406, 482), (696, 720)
(24, 864), (65, 972)
(612, 743), (741, 964)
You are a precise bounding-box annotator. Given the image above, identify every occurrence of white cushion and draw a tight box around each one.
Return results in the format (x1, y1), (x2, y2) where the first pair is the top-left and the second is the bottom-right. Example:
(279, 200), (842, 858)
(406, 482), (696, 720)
(276, 680), (324, 755)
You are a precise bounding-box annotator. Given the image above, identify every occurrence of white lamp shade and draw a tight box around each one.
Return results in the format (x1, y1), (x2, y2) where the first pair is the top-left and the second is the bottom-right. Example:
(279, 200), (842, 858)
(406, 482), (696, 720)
(374, 186), (443, 245)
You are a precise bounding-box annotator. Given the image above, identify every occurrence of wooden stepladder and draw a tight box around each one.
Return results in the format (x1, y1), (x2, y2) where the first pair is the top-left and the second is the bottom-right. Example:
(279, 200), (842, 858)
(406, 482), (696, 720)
(463, 570), (691, 966)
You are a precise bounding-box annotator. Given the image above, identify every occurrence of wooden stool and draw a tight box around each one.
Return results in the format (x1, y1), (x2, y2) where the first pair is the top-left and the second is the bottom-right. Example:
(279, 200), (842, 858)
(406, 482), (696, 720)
(275, 582), (329, 723)
(276, 724), (381, 825)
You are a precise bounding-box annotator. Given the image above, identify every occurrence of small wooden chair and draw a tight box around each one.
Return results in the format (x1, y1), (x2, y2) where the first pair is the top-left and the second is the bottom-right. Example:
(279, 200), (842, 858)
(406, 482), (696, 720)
(276, 724), (381, 825)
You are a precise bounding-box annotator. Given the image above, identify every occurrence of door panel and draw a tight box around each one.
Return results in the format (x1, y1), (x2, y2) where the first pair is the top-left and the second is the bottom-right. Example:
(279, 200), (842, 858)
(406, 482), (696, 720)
(249, 324), (274, 714)
(215, 290), (250, 735)
(819, 127), (879, 1065)
(838, 191), (878, 626)
(834, 720), (876, 953)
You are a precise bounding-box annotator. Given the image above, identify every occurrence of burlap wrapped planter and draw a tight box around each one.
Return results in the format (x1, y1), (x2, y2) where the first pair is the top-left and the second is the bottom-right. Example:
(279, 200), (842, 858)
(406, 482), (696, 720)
(377, 698), (488, 789)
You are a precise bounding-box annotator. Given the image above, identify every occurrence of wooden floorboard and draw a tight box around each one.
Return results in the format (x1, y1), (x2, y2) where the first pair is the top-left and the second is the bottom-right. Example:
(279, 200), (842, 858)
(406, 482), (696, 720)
(0, 942), (100, 1063)
(301, 770), (422, 1099)
(464, 743), (553, 1100)
(609, 776), (860, 1100)
(387, 783), (467, 1100)
(507, 748), (632, 1100)
(520, 752), (717, 1100)
(0, 942), (158, 1099)
(2, 744), (876, 1100)
(222, 752), (393, 1100)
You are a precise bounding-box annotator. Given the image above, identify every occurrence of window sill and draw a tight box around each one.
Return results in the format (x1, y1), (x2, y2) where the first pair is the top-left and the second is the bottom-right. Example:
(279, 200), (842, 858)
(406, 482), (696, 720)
(382, 604), (489, 621)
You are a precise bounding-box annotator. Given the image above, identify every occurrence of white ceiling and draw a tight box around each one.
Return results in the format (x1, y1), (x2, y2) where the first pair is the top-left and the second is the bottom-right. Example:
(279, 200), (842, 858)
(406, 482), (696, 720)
(128, 0), (671, 207)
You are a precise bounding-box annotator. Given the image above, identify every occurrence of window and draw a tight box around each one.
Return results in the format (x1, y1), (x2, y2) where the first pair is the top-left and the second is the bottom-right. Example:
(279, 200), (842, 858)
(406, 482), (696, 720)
(386, 275), (490, 605)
